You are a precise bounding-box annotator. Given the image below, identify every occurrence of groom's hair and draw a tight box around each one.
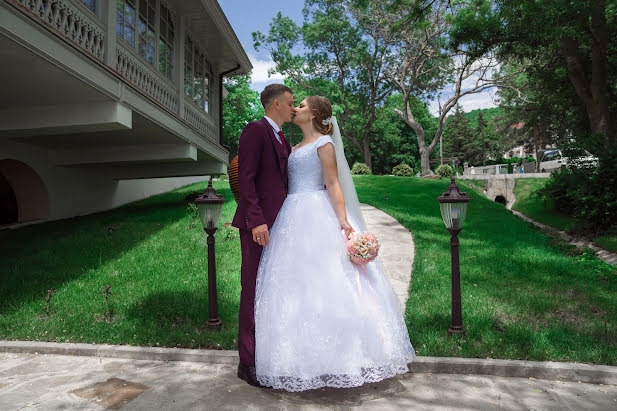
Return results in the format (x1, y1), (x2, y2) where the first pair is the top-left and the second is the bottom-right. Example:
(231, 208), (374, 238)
(260, 84), (293, 110)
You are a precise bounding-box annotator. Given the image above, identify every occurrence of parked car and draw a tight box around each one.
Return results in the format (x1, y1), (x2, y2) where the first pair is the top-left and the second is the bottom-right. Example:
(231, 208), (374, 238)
(539, 149), (598, 173)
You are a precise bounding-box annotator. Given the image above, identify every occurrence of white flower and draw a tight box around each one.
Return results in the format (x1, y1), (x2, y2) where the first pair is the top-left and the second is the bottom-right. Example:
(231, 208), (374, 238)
(321, 117), (333, 126)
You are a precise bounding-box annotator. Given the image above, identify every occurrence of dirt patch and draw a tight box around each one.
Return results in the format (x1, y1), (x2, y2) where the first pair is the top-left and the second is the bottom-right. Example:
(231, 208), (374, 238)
(71, 377), (149, 409)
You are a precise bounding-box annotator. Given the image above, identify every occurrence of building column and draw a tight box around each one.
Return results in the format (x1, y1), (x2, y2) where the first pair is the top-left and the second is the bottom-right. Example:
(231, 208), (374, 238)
(103, 0), (117, 68)
(176, 15), (186, 118)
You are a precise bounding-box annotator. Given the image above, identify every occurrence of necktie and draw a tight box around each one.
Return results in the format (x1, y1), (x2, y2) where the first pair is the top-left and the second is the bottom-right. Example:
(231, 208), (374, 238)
(277, 130), (285, 146)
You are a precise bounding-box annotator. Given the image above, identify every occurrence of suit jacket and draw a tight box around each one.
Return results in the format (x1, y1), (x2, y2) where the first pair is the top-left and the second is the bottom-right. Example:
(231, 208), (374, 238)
(231, 117), (291, 231)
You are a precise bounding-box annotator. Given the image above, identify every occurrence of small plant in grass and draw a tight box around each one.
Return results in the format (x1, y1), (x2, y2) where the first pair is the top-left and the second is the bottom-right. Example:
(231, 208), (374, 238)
(392, 163), (414, 177)
(351, 162), (372, 175)
(99, 284), (113, 323)
(41, 287), (56, 318)
(436, 164), (454, 178)
(186, 203), (199, 229)
(218, 174), (229, 181)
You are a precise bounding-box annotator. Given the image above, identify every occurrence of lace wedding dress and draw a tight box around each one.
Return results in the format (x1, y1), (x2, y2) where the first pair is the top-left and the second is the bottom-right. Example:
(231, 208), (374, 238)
(255, 135), (415, 392)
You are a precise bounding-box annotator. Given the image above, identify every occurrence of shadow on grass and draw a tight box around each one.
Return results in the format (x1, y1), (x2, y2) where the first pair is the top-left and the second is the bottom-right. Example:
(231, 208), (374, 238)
(124, 290), (238, 349)
(0, 183), (206, 317)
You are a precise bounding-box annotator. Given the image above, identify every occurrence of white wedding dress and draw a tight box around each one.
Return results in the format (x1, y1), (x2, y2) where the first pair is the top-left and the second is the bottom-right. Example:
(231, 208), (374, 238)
(255, 134), (415, 392)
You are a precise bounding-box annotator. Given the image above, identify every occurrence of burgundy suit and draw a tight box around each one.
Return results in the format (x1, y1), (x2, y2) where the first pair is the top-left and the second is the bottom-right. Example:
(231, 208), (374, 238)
(232, 117), (291, 367)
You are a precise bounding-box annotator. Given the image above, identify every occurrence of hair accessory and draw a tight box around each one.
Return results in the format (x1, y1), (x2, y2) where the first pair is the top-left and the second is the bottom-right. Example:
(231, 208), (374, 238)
(321, 117), (333, 126)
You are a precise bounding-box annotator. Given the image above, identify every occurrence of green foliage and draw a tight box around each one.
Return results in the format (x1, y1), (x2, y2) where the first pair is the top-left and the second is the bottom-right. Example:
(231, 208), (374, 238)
(369, 93), (436, 174)
(538, 148), (617, 234)
(351, 162), (372, 175)
(451, 0), (617, 152)
(253, 1), (392, 169)
(435, 164), (454, 178)
(392, 163), (414, 177)
(222, 75), (264, 161)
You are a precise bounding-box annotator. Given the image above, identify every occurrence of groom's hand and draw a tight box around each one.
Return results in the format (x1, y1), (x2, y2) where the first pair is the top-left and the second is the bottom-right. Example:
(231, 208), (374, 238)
(252, 224), (269, 246)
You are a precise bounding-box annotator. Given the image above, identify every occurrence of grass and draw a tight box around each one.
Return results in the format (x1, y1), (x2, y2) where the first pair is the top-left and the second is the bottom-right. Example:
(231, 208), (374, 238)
(512, 178), (617, 252)
(353, 175), (617, 365)
(1, 176), (616, 365)
(0, 181), (241, 349)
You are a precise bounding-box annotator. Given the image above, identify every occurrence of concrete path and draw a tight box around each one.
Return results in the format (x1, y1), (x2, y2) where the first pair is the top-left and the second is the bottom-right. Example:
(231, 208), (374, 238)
(1, 352), (616, 410)
(361, 204), (414, 307)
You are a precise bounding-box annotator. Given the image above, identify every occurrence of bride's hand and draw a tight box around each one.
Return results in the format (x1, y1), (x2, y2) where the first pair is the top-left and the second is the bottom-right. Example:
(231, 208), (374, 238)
(340, 220), (354, 239)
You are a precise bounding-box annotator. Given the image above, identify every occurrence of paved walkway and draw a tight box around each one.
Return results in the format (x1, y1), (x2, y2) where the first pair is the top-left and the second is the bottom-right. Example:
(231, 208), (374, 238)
(2, 205), (617, 409)
(360, 204), (414, 307)
(1, 352), (616, 410)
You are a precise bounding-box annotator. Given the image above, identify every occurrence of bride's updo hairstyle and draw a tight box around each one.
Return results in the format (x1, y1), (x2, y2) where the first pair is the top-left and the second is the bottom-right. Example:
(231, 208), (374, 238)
(306, 96), (334, 136)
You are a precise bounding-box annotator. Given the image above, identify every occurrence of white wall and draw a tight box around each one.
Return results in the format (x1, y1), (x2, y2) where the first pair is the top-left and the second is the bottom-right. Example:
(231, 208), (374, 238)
(1, 140), (208, 225)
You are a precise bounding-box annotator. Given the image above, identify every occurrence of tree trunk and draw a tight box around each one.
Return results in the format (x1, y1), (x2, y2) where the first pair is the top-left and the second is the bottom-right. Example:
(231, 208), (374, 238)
(560, 0), (616, 146)
(363, 137), (372, 171)
(420, 148), (431, 176)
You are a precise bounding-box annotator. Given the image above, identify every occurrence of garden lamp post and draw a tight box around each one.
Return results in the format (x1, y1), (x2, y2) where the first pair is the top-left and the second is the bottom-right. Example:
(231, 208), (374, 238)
(437, 177), (471, 335)
(194, 177), (225, 331)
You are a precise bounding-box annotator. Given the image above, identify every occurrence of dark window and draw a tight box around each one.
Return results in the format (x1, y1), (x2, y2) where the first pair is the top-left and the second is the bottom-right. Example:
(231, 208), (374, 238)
(184, 37), (211, 113)
(138, 0), (155, 65)
(158, 4), (175, 80)
(82, 0), (96, 13)
(116, 0), (136, 47)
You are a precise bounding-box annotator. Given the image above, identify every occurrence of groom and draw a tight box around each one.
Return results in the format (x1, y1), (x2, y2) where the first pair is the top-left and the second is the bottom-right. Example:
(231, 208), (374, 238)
(231, 84), (295, 387)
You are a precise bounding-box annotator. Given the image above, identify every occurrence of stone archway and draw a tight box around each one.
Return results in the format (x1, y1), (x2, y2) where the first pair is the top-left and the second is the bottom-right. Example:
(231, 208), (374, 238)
(495, 195), (507, 206)
(0, 159), (49, 225)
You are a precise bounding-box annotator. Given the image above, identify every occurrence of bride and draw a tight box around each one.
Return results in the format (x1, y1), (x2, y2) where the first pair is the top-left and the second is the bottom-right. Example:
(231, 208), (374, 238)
(254, 96), (415, 392)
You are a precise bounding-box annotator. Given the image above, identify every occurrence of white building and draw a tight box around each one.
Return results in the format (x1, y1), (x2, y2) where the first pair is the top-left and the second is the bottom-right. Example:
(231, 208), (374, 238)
(0, 0), (251, 227)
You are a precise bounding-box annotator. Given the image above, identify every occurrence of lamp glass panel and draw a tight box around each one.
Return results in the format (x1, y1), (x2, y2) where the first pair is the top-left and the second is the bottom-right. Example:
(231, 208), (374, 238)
(198, 203), (223, 229)
(439, 202), (468, 229)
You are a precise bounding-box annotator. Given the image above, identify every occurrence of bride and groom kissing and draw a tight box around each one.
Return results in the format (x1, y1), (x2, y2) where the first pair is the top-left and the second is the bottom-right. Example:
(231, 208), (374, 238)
(231, 84), (415, 392)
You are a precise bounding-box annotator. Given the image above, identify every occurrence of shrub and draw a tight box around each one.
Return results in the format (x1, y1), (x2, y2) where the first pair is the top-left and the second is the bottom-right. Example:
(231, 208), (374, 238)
(436, 164), (454, 178)
(392, 163), (414, 177)
(218, 174), (229, 181)
(538, 147), (617, 234)
(351, 162), (372, 175)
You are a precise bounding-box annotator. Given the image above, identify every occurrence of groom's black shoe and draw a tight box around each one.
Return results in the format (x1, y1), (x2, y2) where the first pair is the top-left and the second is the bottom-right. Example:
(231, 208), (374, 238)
(237, 363), (261, 388)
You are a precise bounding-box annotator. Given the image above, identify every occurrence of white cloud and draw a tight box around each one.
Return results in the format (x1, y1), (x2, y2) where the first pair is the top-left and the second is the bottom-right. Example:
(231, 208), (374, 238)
(429, 89), (499, 117)
(248, 54), (286, 84)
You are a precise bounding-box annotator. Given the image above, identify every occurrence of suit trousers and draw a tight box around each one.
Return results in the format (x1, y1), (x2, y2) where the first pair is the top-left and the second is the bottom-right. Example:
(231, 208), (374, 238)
(238, 228), (263, 367)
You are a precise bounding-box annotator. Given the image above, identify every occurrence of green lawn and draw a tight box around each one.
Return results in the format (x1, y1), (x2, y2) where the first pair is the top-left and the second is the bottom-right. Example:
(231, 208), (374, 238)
(512, 178), (617, 252)
(0, 181), (241, 349)
(1, 177), (616, 365)
(354, 176), (616, 365)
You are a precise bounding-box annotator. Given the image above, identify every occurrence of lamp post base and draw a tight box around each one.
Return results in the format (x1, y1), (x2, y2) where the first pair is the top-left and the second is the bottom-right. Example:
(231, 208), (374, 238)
(448, 325), (465, 336)
(206, 319), (222, 331)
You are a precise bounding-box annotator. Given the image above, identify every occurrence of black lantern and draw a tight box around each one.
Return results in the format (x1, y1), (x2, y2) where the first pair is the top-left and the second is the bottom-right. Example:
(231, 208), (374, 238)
(194, 177), (225, 331)
(437, 177), (471, 335)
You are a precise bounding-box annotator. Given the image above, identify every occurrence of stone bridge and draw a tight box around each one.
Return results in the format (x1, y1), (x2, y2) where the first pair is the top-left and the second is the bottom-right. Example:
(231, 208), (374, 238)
(458, 173), (549, 209)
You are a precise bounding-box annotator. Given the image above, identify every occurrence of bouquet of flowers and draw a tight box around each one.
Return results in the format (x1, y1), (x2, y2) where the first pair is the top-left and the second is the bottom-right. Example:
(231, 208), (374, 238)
(345, 231), (380, 265)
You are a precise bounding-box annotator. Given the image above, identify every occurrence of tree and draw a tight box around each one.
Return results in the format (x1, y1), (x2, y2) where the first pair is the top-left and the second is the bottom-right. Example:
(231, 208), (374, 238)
(253, 0), (392, 170)
(451, 0), (617, 148)
(359, 0), (520, 175)
(370, 93), (438, 174)
(222, 74), (263, 161)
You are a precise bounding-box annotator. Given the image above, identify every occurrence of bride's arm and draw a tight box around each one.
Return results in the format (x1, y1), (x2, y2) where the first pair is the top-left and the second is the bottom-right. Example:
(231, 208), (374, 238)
(318, 143), (354, 238)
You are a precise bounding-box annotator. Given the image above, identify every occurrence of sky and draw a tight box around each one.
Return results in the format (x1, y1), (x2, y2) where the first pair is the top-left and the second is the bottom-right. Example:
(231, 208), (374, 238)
(218, 0), (497, 115)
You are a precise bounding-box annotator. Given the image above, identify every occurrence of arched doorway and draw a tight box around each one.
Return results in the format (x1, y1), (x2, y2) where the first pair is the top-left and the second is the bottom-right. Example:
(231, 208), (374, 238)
(0, 171), (18, 225)
(0, 160), (49, 225)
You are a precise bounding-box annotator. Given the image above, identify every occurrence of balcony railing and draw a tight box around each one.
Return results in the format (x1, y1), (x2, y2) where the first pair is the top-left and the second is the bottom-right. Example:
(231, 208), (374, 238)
(9, 0), (105, 61)
(184, 101), (217, 141)
(6, 0), (220, 142)
(115, 43), (179, 113)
